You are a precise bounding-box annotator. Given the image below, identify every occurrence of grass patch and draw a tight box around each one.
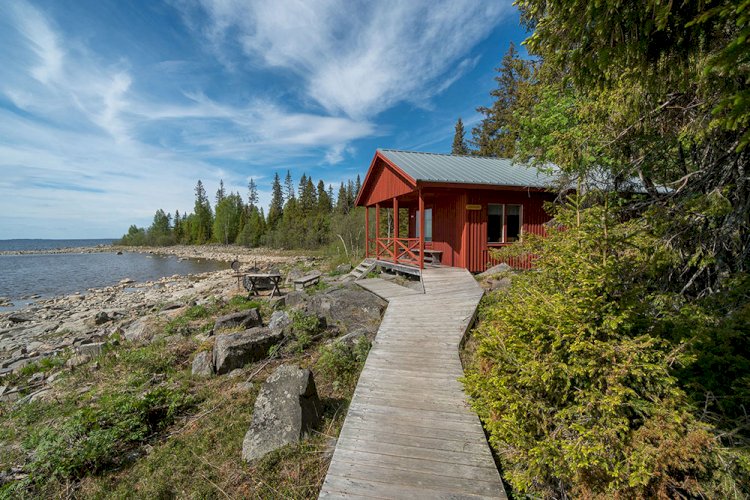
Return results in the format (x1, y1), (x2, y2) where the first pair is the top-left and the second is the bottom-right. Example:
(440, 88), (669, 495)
(1, 282), (370, 499)
(17, 356), (67, 377)
(164, 305), (213, 336)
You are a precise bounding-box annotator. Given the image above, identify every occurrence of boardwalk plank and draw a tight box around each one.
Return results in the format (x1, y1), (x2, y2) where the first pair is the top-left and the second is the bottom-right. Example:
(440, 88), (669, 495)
(319, 268), (505, 499)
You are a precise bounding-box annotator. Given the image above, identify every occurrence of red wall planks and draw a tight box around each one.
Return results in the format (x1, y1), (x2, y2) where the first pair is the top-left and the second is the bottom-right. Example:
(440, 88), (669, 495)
(359, 158), (416, 206)
(426, 188), (554, 272)
(368, 184), (554, 272)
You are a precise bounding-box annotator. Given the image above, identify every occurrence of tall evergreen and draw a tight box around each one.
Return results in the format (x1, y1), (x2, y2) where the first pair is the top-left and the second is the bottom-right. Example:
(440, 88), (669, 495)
(336, 183), (349, 214)
(215, 179), (226, 205)
(267, 172), (284, 229)
(472, 43), (534, 157)
(173, 209), (183, 242)
(451, 117), (470, 155)
(193, 180), (213, 244)
(247, 178), (258, 209)
(317, 180), (332, 213)
(296, 174), (316, 214)
(284, 170), (295, 201)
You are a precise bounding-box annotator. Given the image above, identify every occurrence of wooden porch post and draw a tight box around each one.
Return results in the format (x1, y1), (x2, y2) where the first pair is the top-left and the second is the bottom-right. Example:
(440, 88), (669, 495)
(375, 203), (380, 259)
(393, 196), (399, 264)
(364, 206), (370, 258)
(418, 189), (425, 270)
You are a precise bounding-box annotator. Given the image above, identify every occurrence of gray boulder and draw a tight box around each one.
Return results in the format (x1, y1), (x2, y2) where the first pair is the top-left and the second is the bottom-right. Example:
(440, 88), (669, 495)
(268, 310), (291, 334)
(191, 350), (214, 377)
(335, 263), (352, 275)
(284, 291), (308, 309)
(76, 342), (105, 358)
(328, 328), (369, 346)
(213, 309), (262, 332)
(213, 327), (283, 375)
(304, 284), (386, 332)
(242, 364), (322, 462)
(124, 318), (152, 343)
(478, 262), (512, 278)
(93, 311), (110, 325)
(65, 354), (91, 369)
(8, 313), (32, 324)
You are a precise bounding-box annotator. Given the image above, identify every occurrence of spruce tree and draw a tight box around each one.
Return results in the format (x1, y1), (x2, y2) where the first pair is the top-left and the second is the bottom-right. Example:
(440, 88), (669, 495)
(247, 178), (258, 209)
(472, 43), (534, 157)
(284, 170), (295, 201)
(317, 180), (332, 213)
(336, 183), (349, 214)
(451, 117), (470, 155)
(215, 179), (226, 205)
(193, 180), (213, 244)
(267, 172), (284, 229)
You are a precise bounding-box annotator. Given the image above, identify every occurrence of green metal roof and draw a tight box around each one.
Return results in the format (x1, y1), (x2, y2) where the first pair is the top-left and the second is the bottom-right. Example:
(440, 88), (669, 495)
(378, 149), (557, 188)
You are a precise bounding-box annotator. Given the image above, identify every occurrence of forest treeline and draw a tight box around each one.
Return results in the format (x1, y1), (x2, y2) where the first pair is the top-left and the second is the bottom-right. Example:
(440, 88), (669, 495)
(118, 173), (365, 257)
(459, 1), (750, 498)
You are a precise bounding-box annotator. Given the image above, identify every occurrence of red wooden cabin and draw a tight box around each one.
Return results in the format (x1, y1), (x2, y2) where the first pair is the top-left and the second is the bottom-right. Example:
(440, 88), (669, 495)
(355, 149), (558, 273)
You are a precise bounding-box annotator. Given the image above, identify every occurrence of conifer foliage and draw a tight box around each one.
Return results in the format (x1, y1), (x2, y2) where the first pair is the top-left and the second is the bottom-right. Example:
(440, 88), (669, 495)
(117, 173), (364, 255)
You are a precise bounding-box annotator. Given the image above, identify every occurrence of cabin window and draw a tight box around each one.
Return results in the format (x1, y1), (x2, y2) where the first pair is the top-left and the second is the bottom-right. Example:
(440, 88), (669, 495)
(487, 204), (503, 243)
(506, 204), (522, 242)
(416, 209), (432, 242)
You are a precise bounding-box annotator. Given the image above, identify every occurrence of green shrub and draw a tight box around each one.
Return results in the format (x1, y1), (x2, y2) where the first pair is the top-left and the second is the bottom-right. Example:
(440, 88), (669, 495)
(22, 385), (194, 484)
(463, 197), (749, 498)
(285, 311), (325, 354)
(316, 336), (371, 392)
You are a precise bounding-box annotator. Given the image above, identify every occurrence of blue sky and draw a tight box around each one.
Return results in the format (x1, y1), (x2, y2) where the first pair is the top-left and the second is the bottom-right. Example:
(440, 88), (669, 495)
(0, 0), (528, 239)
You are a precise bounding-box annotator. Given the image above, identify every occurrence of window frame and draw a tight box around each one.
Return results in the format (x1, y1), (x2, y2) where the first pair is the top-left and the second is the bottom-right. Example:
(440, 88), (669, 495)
(487, 203), (523, 245)
(416, 208), (433, 242)
(487, 203), (505, 244)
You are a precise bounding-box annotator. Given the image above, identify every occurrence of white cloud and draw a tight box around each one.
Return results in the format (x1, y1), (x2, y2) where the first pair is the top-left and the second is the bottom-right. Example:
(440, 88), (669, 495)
(188, 0), (514, 119)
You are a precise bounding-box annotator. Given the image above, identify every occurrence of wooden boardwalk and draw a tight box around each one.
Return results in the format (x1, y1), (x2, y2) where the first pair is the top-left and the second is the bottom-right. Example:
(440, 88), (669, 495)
(320, 267), (506, 499)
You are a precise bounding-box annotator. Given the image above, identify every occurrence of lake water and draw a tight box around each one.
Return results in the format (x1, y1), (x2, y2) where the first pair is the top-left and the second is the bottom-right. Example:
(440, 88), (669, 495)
(0, 249), (228, 307)
(0, 239), (117, 252)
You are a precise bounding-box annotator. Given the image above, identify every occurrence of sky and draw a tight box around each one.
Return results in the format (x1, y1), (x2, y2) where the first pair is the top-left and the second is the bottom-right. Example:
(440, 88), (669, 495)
(0, 0), (529, 239)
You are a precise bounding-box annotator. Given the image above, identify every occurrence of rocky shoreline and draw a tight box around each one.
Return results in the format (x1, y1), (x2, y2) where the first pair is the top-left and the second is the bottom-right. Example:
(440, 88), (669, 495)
(0, 248), (308, 383)
(0, 243), (300, 263)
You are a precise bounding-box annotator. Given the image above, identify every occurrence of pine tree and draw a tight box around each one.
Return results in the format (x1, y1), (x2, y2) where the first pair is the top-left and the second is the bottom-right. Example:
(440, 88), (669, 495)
(267, 172), (284, 229)
(346, 180), (355, 208)
(298, 174), (317, 214)
(471, 43), (534, 157)
(174, 209), (183, 242)
(336, 183), (349, 214)
(317, 180), (331, 213)
(247, 178), (258, 209)
(355, 175), (362, 198)
(451, 117), (470, 155)
(215, 179), (226, 205)
(193, 180), (213, 244)
(284, 170), (295, 201)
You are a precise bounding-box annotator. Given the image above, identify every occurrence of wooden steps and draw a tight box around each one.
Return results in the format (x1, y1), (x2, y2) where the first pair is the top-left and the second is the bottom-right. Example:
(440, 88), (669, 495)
(346, 258), (378, 281)
(319, 267), (506, 499)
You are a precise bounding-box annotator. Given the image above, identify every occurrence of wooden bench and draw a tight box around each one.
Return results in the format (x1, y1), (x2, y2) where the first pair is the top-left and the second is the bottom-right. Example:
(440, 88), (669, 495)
(293, 271), (322, 291)
(415, 249), (443, 265)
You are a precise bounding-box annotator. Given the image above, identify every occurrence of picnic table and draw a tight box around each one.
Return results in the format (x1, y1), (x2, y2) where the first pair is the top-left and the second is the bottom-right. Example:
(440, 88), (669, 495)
(243, 272), (282, 297)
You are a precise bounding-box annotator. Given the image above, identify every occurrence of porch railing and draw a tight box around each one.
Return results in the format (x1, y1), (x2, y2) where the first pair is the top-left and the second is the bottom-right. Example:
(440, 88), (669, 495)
(374, 237), (421, 267)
